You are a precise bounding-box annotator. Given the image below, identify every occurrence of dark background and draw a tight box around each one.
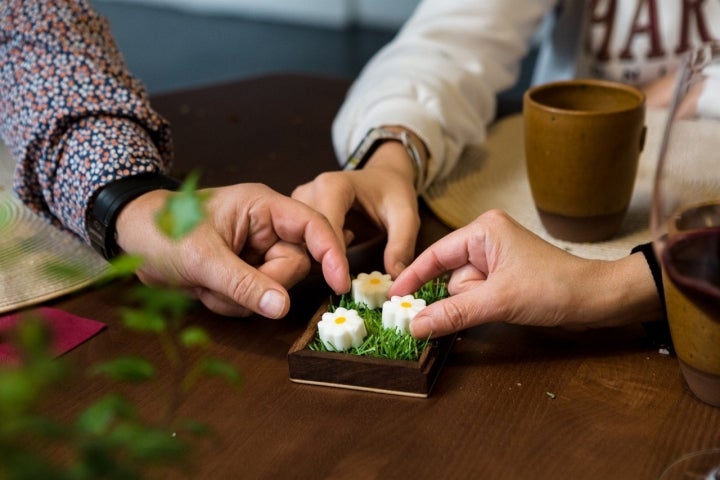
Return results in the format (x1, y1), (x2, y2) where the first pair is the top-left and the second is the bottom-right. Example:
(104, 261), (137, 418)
(90, 0), (536, 108)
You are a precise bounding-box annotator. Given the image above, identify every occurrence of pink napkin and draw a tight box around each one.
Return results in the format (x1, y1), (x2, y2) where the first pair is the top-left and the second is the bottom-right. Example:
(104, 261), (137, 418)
(0, 307), (106, 365)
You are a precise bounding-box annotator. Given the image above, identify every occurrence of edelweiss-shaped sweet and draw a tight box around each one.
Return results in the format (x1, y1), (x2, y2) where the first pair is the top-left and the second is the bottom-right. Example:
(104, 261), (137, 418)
(351, 271), (393, 309)
(317, 307), (367, 351)
(381, 295), (426, 334)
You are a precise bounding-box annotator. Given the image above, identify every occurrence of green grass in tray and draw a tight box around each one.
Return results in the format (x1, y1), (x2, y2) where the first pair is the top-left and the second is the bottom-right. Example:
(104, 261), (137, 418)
(308, 278), (449, 361)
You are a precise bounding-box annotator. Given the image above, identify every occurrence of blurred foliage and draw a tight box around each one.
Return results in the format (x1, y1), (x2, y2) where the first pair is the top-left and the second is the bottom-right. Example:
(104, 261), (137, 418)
(155, 172), (209, 240)
(0, 176), (241, 479)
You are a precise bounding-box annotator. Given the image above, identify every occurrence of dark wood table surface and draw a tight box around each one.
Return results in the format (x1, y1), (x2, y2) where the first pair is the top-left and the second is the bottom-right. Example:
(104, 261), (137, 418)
(41, 73), (720, 479)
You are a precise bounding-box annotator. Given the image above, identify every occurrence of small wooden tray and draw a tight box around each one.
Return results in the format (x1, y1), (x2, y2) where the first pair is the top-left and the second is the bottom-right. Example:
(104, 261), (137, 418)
(288, 299), (456, 398)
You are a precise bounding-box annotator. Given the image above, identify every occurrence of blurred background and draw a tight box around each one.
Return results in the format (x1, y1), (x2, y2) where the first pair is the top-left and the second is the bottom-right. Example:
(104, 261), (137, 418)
(91, 0), (536, 109)
(91, 0), (416, 94)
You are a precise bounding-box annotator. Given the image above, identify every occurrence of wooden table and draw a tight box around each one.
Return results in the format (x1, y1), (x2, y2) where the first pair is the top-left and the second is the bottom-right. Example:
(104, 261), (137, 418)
(42, 74), (720, 479)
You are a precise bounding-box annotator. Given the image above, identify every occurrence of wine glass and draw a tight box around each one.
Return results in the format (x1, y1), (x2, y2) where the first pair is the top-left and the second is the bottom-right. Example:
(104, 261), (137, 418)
(659, 449), (720, 480)
(651, 41), (720, 408)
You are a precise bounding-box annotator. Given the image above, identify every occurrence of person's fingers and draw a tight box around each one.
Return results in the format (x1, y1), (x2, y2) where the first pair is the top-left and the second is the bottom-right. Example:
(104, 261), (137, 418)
(380, 197), (420, 278)
(291, 173), (355, 248)
(183, 239), (292, 319)
(446, 263), (487, 294)
(643, 71), (678, 108)
(193, 287), (254, 317)
(300, 216), (351, 294)
(257, 240), (312, 289)
(388, 226), (476, 296)
(410, 288), (503, 338)
(268, 198), (351, 294)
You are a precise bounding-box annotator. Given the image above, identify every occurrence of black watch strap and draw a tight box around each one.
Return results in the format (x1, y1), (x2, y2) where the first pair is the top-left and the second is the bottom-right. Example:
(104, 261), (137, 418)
(87, 172), (181, 260)
(631, 242), (672, 351)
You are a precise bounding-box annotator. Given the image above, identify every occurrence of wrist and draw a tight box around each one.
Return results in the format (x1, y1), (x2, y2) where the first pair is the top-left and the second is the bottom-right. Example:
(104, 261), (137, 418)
(344, 126), (429, 192)
(115, 189), (171, 256)
(585, 254), (665, 327)
(87, 172), (181, 260)
(364, 141), (416, 179)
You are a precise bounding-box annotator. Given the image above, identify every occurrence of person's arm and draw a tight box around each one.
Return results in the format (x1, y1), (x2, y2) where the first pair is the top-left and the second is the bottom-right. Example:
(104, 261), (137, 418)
(0, 1), (352, 318)
(388, 210), (665, 339)
(332, 0), (556, 187)
(0, 0), (172, 240)
(294, 0), (555, 276)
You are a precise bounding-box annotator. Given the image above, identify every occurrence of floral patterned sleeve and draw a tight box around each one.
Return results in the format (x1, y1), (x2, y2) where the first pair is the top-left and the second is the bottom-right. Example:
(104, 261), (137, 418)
(0, 0), (173, 241)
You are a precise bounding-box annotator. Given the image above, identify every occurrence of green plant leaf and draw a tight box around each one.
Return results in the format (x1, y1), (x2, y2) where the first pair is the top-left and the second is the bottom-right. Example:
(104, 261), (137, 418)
(121, 309), (167, 333)
(76, 394), (137, 434)
(179, 327), (210, 349)
(198, 359), (242, 386)
(128, 286), (195, 321)
(89, 357), (155, 383)
(108, 255), (145, 277)
(154, 171), (208, 240)
(41, 260), (94, 284)
(0, 371), (39, 416)
(110, 424), (188, 463)
(90, 254), (144, 288)
(13, 314), (53, 359)
(174, 418), (211, 437)
(0, 450), (60, 480)
(2, 414), (67, 440)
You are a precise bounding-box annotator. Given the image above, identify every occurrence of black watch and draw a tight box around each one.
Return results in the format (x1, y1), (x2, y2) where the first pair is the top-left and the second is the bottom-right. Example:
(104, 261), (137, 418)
(87, 172), (181, 260)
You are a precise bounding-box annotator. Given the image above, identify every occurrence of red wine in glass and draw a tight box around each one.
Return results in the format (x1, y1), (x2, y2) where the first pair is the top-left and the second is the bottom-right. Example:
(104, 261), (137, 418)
(660, 202), (720, 407)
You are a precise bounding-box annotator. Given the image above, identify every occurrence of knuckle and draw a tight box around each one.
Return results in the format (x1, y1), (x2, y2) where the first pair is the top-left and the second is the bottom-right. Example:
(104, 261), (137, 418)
(227, 272), (259, 305)
(430, 300), (466, 334)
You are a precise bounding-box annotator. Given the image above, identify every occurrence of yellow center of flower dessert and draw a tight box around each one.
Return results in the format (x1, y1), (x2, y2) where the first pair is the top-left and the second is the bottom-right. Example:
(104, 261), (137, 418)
(351, 271), (394, 309)
(382, 295), (427, 334)
(318, 308), (367, 352)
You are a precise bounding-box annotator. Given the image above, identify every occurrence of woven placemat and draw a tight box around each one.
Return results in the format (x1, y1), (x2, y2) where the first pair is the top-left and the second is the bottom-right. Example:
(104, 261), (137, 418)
(0, 143), (109, 314)
(422, 108), (669, 260)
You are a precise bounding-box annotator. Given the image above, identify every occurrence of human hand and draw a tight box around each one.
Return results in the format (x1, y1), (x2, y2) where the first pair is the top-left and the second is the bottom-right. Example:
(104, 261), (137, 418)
(389, 209), (662, 338)
(115, 183), (351, 318)
(642, 71), (678, 109)
(642, 70), (701, 117)
(292, 140), (420, 278)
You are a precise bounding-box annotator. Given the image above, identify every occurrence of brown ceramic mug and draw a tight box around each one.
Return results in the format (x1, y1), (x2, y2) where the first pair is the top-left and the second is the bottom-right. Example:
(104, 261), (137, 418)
(523, 78), (646, 242)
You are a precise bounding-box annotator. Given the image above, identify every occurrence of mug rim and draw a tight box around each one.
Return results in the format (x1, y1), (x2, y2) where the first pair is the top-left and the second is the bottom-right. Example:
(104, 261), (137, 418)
(523, 78), (646, 115)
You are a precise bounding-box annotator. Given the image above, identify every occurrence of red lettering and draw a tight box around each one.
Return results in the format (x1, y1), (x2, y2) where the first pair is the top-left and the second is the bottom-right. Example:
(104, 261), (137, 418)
(586, 0), (617, 61)
(677, 0), (715, 53)
(619, 0), (665, 59)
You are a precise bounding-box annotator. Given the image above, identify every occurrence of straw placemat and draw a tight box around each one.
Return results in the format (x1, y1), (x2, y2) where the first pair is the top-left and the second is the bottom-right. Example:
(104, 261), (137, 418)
(422, 108), (669, 260)
(0, 143), (109, 314)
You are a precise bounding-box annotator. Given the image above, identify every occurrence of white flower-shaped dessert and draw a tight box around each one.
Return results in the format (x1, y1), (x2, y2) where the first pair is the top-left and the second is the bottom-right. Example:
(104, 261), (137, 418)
(351, 271), (393, 309)
(317, 307), (367, 351)
(382, 295), (426, 334)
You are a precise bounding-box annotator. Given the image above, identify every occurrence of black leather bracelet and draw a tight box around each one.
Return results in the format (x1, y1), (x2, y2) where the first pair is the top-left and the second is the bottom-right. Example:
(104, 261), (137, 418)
(631, 242), (673, 350)
(87, 172), (181, 260)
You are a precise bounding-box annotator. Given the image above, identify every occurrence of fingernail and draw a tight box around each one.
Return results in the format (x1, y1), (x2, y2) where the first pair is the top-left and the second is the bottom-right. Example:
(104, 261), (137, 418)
(259, 289), (286, 318)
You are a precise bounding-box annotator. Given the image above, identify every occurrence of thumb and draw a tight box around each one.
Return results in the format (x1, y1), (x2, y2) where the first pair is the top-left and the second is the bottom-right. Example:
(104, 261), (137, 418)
(410, 291), (495, 338)
(193, 250), (291, 319)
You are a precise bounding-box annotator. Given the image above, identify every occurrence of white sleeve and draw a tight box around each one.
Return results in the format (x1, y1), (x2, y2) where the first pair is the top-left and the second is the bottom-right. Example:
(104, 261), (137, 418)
(332, 0), (557, 188)
(697, 64), (720, 120)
